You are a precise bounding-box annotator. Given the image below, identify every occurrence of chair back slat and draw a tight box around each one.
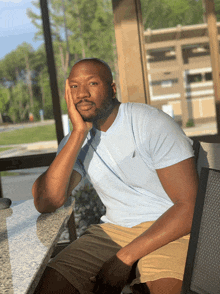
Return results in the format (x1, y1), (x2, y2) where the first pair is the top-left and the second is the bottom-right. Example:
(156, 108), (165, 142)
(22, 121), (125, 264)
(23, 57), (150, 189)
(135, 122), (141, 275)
(196, 141), (220, 176)
(192, 139), (201, 168)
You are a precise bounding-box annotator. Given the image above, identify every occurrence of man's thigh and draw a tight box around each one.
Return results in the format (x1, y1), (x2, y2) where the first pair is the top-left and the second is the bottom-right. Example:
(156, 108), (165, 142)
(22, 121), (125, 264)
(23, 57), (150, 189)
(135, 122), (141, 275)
(47, 224), (122, 294)
(131, 232), (190, 285)
(47, 222), (188, 293)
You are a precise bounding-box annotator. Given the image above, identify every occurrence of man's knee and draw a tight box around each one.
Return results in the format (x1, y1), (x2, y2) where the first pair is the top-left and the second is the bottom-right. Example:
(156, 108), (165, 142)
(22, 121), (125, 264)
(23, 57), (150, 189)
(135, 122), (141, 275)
(146, 278), (182, 294)
(33, 266), (80, 294)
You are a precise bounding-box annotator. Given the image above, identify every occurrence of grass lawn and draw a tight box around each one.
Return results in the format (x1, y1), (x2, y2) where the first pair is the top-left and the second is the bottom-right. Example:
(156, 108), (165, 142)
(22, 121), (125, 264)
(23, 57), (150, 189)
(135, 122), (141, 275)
(1, 171), (20, 177)
(0, 124), (57, 146)
(0, 147), (14, 152)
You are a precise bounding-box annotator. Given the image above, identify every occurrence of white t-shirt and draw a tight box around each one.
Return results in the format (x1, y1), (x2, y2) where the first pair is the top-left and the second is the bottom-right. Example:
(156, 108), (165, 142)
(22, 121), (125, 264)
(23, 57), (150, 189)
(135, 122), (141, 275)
(57, 102), (194, 228)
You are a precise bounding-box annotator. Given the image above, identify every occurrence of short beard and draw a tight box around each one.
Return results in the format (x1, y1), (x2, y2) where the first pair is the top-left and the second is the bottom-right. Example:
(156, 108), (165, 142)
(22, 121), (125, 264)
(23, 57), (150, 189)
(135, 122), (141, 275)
(81, 98), (116, 123)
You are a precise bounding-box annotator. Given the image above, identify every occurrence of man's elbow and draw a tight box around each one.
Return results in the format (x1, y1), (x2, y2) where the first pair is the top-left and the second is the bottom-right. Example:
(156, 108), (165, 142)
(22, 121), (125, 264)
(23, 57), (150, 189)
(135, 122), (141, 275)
(32, 178), (63, 213)
(182, 202), (196, 234)
(33, 198), (59, 214)
(32, 187), (61, 214)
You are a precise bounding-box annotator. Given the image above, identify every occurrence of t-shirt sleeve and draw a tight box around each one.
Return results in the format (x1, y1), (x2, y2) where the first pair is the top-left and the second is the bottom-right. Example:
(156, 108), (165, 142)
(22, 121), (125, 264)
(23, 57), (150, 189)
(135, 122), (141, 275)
(146, 109), (194, 169)
(56, 133), (86, 179)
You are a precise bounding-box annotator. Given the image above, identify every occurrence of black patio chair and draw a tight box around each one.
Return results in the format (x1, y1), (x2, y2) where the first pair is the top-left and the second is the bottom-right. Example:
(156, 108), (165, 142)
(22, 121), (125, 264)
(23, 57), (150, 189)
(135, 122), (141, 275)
(181, 167), (220, 294)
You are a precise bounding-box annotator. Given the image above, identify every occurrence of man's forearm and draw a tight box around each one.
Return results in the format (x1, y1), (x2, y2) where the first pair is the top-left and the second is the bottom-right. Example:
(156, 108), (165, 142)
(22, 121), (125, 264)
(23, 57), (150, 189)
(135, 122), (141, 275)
(116, 202), (195, 266)
(32, 130), (88, 213)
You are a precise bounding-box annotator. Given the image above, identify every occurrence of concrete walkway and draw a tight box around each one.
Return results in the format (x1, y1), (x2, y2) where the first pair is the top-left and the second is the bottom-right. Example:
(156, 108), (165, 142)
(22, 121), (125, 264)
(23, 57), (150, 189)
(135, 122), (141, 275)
(183, 122), (218, 137)
(0, 141), (58, 158)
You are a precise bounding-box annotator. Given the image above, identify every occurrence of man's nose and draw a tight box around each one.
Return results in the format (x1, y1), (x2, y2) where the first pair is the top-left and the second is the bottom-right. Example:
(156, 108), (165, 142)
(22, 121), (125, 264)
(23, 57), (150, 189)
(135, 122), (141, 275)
(76, 85), (90, 99)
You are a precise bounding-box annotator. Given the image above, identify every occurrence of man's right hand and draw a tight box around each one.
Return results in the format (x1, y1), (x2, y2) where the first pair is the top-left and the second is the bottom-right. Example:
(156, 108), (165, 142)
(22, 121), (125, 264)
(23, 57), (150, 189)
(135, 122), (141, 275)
(65, 79), (93, 134)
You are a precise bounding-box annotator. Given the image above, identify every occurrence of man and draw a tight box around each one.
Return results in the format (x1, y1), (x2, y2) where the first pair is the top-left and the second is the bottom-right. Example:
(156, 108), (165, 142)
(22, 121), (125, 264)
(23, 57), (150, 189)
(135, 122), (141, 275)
(32, 58), (199, 294)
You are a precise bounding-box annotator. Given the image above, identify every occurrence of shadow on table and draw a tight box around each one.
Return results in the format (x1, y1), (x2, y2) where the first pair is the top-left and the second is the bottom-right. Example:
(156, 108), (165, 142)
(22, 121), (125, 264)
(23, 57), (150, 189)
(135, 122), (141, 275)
(0, 199), (71, 294)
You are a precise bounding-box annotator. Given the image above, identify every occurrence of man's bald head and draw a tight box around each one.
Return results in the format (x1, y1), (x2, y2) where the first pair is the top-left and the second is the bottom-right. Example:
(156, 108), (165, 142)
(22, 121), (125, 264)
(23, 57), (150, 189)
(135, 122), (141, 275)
(69, 58), (113, 85)
(67, 58), (118, 125)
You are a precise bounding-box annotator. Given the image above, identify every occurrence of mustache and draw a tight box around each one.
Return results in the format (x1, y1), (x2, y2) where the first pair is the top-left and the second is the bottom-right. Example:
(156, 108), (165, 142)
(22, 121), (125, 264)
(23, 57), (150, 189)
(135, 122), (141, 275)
(76, 100), (95, 106)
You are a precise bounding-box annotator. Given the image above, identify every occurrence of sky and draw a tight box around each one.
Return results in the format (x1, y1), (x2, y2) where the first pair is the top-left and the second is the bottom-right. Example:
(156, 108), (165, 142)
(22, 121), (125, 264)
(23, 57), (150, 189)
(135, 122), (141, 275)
(0, 0), (43, 60)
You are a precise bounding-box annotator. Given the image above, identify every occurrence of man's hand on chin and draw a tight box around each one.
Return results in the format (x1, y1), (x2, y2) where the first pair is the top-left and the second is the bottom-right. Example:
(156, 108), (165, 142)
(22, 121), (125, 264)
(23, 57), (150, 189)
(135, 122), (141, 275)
(90, 254), (138, 294)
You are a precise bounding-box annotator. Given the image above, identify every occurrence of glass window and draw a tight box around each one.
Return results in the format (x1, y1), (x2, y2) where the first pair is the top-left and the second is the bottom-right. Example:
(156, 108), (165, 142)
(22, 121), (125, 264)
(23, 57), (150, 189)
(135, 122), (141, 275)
(187, 74), (202, 84)
(205, 72), (212, 81)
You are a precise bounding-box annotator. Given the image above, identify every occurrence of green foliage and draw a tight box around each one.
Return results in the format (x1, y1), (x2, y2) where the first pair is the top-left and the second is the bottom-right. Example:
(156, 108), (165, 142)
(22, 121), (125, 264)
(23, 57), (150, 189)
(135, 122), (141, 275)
(0, 42), (34, 85)
(61, 97), (68, 115)
(0, 86), (10, 114)
(214, 0), (220, 21)
(0, 43), (38, 122)
(1, 171), (20, 177)
(186, 119), (195, 127)
(8, 82), (30, 122)
(27, 0), (116, 70)
(31, 45), (47, 73)
(25, 0), (117, 119)
(37, 71), (54, 119)
(140, 0), (203, 30)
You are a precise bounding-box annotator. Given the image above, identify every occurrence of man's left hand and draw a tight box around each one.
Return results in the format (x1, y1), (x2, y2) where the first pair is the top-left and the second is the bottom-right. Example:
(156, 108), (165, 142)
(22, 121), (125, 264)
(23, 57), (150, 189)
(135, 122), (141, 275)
(91, 255), (137, 294)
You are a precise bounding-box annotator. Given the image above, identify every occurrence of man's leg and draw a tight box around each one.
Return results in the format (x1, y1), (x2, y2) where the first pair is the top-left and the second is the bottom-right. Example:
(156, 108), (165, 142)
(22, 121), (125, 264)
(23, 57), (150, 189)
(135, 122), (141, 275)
(146, 278), (182, 294)
(36, 224), (122, 293)
(33, 266), (80, 294)
(131, 283), (151, 294)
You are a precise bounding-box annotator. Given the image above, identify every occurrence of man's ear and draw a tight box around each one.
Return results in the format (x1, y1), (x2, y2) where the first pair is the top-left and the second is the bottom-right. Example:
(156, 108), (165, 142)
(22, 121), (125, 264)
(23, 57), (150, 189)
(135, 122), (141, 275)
(111, 82), (117, 98)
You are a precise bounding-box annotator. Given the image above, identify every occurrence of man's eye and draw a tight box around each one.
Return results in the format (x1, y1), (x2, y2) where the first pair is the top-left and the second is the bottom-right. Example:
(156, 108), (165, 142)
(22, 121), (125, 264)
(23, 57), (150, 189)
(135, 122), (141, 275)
(71, 85), (77, 88)
(90, 82), (98, 86)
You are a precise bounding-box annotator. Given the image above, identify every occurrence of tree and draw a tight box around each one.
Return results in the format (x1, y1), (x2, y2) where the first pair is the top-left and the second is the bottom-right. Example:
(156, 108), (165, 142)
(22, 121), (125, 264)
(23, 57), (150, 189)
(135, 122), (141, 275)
(0, 49), (25, 86)
(140, 0), (203, 30)
(0, 43), (42, 122)
(0, 86), (10, 115)
(30, 45), (55, 119)
(27, 0), (117, 105)
(214, 0), (220, 22)
(8, 81), (30, 122)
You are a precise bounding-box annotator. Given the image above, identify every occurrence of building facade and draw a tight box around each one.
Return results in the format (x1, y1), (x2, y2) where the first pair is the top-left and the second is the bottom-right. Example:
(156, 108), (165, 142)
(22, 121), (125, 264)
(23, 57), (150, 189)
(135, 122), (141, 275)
(144, 23), (220, 126)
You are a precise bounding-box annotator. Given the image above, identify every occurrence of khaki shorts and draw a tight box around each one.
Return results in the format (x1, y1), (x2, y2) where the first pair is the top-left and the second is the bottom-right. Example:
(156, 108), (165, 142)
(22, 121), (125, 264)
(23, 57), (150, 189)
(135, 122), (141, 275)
(48, 221), (190, 294)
